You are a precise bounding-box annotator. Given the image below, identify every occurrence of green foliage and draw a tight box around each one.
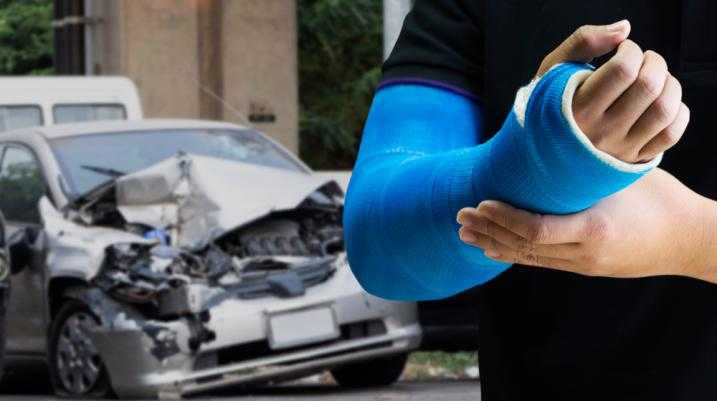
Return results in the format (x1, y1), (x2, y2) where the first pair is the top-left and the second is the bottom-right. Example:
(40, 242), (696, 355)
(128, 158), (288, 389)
(405, 352), (479, 380)
(0, 0), (53, 75)
(298, 0), (383, 169)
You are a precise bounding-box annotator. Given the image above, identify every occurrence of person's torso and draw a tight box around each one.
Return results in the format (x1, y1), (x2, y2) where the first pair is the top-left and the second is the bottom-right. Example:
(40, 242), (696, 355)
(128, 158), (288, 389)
(475, 1), (717, 400)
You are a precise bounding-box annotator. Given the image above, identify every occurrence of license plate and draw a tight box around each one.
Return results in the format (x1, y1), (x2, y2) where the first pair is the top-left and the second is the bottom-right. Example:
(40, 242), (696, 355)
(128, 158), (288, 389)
(268, 307), (339, 350)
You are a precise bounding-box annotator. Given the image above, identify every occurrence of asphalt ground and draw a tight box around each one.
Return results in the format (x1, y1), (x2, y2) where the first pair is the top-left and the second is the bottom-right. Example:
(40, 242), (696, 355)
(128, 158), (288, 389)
(0, 365), (480, 401)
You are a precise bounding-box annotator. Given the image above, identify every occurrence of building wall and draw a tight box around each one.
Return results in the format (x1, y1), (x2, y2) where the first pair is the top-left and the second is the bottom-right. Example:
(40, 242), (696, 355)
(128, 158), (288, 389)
(222, 0), (299, 153)
(87, 0), (299, 153)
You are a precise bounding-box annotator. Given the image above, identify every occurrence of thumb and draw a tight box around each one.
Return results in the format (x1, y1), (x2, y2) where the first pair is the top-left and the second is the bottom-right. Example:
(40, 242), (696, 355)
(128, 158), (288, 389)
(537, 20), (630, 76)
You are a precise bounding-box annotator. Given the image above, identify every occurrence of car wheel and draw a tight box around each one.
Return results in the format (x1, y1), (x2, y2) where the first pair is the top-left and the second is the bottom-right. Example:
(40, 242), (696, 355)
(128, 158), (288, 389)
(330, 353), (408, 388)
(48, 300), (113, 398)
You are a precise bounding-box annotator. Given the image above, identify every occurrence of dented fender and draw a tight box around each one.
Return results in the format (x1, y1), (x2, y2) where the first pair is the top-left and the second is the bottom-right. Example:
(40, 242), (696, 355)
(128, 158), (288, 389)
(40, 197), (152, 282)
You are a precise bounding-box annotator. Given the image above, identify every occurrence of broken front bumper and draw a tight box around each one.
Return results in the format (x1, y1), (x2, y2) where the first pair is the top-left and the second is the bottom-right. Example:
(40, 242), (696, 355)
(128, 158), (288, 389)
(81, 265), (420, 399)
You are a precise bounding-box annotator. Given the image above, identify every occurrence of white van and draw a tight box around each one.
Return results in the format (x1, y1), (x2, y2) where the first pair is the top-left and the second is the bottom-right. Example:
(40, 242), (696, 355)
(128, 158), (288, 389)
(0, 76), (142, 132)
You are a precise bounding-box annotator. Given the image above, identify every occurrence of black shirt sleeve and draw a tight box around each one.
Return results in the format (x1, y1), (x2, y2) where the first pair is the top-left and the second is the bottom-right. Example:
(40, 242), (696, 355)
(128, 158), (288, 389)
(381, 0), (484, 98)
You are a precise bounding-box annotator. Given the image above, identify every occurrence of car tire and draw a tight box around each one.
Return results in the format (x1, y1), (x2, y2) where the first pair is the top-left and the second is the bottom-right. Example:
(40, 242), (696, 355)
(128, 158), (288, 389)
(330, 353), (408, 388)
(48, 300), (113, 398)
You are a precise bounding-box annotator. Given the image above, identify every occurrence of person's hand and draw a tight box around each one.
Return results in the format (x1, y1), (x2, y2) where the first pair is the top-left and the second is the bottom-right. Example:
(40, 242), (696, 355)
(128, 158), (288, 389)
(537, 20), (690, 163)
(456, 169), (716, 281)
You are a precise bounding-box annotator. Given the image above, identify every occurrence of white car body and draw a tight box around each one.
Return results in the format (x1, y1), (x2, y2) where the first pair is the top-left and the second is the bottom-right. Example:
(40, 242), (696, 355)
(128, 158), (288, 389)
(0, 119), (420, 398)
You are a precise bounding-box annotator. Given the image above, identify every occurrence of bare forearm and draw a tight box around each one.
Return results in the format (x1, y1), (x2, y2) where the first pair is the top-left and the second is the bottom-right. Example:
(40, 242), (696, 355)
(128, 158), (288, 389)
(688, 195), (717, 284)
(457, 168), (717, 283)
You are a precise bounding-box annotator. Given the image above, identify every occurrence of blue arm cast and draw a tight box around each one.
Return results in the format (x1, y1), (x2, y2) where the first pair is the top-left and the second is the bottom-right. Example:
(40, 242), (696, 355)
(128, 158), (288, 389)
(344, 63), (661, 300)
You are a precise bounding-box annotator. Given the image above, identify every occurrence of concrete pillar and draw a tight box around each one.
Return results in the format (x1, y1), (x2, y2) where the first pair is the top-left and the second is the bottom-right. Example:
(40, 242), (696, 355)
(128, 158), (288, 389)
(221, 0), (299, 153)
(383, 0), (412, 60)
(123, 1), (202, 119)
(197, 0), (225, 121)
(85, 0), (299, 154)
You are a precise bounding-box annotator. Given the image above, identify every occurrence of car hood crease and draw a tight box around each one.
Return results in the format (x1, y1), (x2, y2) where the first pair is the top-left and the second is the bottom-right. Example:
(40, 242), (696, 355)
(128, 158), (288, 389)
(78, 154), (334, 248)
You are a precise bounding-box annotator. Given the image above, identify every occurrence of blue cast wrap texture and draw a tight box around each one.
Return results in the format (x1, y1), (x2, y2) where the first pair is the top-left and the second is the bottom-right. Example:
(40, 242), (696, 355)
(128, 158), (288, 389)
(344, 62), (661, 300)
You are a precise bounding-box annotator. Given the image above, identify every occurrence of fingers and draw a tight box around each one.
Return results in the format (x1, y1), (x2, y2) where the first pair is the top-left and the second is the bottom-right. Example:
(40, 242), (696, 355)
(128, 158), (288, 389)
(638, 103), (690, 161)
(459, 201), (594, 244)
(573, 43), (688, 162)
(538, 21), (687, 163)
(456, 202), (615, 274)
(457, 213), (581, 260)
(490, 252), (575, 272)
(627, 74), (682, 151)
(537, 20), (630, 76)
(458, 227), (575, 271)
(606, 50), (669, 132)
(573, 39), (643, 117)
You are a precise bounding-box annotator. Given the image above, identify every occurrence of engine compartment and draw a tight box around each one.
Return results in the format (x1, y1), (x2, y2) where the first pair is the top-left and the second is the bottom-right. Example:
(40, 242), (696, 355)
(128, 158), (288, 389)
(47, 154), (348, 349)
(94, 205), (344, 303)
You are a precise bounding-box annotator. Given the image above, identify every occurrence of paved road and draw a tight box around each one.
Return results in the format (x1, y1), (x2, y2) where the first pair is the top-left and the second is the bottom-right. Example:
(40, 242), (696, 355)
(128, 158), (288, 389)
(0, 375), (480, 401)
(210, 380), (479, 401)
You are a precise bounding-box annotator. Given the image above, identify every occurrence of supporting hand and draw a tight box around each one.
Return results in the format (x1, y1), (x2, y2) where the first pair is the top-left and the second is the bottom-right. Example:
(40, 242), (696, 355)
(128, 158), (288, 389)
(457, 169), (717, 282)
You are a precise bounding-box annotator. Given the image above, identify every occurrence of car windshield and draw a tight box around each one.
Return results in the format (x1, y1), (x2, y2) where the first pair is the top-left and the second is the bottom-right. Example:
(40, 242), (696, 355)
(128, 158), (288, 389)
(50, 128), (305, 196)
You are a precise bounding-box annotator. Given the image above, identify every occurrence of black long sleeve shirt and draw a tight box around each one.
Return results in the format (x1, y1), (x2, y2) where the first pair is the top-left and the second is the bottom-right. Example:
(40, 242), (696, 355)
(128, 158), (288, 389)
(383, 1), (717, 400)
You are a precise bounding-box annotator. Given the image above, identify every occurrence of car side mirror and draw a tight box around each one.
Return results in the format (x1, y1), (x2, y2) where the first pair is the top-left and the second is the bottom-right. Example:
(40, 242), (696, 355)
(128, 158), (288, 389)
(8, 227), (42, 275)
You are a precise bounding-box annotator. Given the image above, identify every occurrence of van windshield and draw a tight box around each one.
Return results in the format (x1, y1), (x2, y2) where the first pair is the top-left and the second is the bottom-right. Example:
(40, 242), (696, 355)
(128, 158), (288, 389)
(50, 128), (305, 196)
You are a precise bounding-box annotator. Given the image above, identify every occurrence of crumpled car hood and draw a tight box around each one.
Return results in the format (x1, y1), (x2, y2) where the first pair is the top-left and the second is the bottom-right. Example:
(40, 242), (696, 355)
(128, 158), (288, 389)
(106, 154), (333, 248)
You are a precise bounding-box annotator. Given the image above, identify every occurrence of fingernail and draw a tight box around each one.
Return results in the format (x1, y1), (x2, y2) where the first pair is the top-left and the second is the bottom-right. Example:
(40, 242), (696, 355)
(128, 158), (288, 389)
(606, 19), (628, 33)
(485, 250), (500, 259)
(457, 208), (475, 224)
(460, 230), (477, 243)
(477, 202), (492, 215)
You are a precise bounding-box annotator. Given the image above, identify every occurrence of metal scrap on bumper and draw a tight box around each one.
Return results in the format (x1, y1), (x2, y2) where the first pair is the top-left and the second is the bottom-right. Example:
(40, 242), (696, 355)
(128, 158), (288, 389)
(79, 265), (420, 399)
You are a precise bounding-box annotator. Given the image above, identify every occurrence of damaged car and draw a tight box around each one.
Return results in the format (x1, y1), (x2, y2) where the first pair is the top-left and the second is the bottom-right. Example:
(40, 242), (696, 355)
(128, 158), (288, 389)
(0, 120), (420, 398)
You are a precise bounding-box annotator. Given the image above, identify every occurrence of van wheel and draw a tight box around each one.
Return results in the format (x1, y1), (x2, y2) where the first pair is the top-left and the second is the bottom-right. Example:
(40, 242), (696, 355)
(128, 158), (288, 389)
(330, 353), (408, 388)
(48, 300), (113, 398)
